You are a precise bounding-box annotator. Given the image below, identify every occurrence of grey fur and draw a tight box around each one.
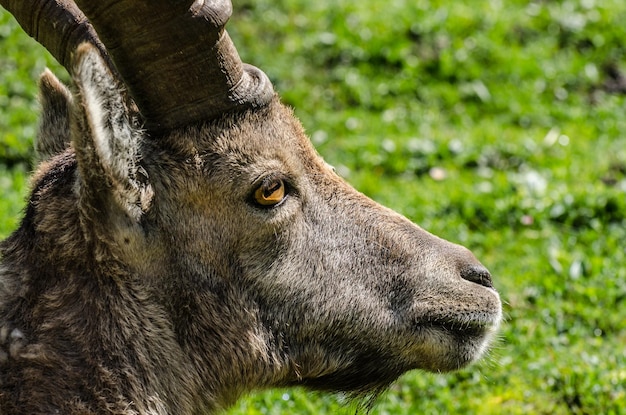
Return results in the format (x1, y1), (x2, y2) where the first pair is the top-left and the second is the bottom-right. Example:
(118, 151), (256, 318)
(0, 9), (502, 415)
(35, 69), (72, 160)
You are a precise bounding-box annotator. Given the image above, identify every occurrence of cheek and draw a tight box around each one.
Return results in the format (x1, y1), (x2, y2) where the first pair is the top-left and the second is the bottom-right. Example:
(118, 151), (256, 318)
(236, 223), (293, 285)
(152, 190), (242, 264)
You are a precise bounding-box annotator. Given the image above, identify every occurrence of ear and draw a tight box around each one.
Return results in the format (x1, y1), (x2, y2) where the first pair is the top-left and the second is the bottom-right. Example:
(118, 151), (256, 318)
(70, 43), (153, 224)
(36, 69), (72, 160)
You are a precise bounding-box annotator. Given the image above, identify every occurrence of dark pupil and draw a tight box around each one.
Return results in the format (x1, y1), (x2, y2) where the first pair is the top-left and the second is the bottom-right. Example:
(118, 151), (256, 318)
(264, 181), (281, 198)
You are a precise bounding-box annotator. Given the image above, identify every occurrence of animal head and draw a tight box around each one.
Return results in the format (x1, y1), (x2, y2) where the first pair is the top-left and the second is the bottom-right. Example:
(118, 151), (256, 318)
(0, 0), (501, 413)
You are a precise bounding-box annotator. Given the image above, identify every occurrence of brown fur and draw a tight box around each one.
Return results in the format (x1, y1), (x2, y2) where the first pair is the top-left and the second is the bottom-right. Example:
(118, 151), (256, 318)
(0, 42), (501, 414)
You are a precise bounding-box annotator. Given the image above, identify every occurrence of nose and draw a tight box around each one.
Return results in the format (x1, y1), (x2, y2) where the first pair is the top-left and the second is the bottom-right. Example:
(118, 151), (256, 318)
(460, 264), (493, 289)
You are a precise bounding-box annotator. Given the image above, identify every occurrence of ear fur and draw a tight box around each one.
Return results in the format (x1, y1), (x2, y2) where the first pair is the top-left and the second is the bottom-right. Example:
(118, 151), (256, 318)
(36, 69), (72, 160)
(70, 43), (153, 223)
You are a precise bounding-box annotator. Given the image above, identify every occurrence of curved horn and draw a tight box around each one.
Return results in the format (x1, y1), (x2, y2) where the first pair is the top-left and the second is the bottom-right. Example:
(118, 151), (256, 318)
(0, 0), (108, 70)
(73, 0), (274, 132)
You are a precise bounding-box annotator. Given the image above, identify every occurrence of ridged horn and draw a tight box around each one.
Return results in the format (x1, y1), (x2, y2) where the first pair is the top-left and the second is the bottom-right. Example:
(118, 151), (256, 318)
(0, 0), (108, 70)
(73, 0), (274, 131)
(1, 0), (275, 132)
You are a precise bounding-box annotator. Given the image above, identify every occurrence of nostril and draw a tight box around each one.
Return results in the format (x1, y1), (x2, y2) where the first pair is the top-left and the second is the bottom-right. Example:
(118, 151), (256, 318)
(460, 264), (493, 288)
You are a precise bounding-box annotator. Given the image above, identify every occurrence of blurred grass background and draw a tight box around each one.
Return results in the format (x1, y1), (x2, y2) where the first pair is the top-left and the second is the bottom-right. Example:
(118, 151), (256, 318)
(1, 0), (626, 413)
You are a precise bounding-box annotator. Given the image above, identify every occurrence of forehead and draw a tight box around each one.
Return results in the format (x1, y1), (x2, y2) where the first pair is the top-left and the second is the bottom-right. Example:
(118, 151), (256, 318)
(201, 103), (318, 175)
(152, 101), (322, 187)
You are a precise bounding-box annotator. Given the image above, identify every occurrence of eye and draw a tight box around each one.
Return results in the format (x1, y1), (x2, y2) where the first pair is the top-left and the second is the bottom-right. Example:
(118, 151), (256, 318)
(253, 176), (287, 207)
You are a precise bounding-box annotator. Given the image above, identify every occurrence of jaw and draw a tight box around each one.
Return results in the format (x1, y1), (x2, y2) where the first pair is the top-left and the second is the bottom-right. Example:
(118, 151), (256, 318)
(285, 325), (499, 396)
(407, 287), (503, 372)
(408, 319), (501, 372)
(280, 305), (501, 396)
(284, 287), (502, 393)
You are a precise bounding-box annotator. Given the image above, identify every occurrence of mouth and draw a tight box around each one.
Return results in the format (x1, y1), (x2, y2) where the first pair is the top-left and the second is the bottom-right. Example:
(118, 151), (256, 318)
(413, 301), (502, 334)
(430, 322), (490, 338)
(406, 309), (502, 372)
(426, 314), (500, 337)
(415, 285), (503, 337)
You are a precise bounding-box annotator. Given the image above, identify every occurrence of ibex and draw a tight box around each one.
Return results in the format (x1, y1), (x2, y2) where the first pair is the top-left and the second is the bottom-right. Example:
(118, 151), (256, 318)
(0, 0), (502, 413)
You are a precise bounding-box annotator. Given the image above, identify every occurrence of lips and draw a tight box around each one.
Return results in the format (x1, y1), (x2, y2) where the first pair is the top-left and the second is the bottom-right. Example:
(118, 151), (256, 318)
(415, 305), (502, 340)
(434, 319), (498, 338)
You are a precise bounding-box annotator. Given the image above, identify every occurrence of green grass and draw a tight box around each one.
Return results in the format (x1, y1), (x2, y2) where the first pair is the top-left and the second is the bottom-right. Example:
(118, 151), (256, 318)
(2, 0), (626, 413)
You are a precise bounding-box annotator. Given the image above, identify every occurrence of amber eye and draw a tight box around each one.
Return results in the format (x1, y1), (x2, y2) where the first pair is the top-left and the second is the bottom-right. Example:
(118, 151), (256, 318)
(253, 177), (286, 207)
